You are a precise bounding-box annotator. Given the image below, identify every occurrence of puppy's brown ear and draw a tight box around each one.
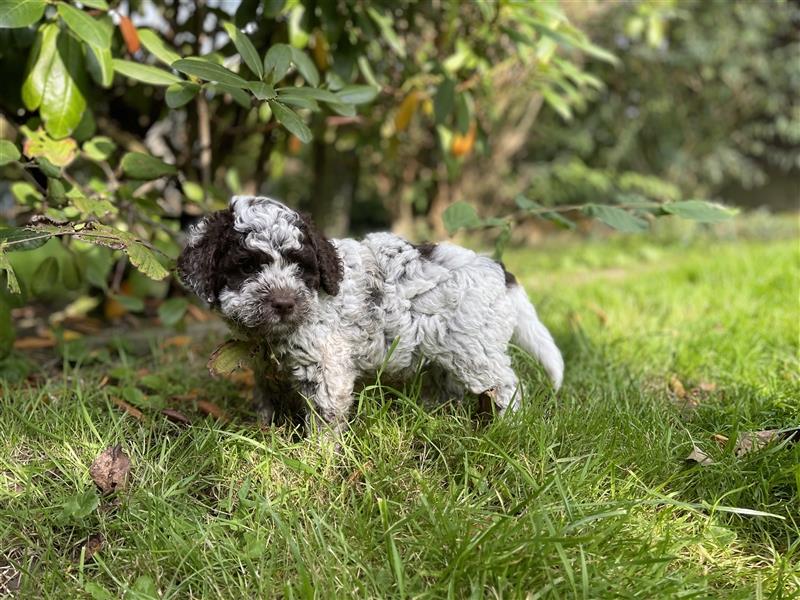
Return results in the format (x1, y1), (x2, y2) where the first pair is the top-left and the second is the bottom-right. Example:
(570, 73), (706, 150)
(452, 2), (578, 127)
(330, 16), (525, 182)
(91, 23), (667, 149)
(299, 212), (342, 296)
(177, 209), (235, 304)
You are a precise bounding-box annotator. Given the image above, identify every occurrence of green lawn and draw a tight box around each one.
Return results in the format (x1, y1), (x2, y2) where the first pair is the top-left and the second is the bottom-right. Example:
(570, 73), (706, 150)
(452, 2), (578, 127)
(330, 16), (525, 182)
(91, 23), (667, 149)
(1, 217), (798, 598)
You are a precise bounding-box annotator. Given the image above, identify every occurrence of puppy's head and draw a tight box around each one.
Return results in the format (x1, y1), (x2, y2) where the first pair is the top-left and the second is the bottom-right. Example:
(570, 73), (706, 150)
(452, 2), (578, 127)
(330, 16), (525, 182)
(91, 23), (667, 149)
(177, 196), (342, 334)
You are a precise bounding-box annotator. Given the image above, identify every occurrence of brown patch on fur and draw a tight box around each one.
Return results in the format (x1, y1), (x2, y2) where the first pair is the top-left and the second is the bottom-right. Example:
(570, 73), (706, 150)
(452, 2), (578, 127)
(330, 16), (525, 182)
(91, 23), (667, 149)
(494, 260), (518, 287)
(293, 212), (343, 296)
(412, 242), (438, 260)
(177, 209), (272, 303)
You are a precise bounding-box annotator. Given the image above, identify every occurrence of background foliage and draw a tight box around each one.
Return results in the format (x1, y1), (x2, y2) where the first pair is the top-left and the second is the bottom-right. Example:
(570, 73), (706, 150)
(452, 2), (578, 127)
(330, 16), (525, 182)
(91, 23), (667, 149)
(0, 0), (794, 356)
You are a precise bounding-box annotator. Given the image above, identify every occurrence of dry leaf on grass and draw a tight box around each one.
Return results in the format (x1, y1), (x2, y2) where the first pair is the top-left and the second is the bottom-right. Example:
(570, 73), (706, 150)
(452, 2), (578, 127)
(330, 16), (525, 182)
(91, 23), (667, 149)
(196, 400), (229, 423)
(161, 409), (191, 425)
(89, 446), (131, 494)
(72, 533), (104, 562)
(734, 428), (800, 457)
(112, 398), (144, 421)
(13, 335), (56, 350)
(669, 375), (687, 399)
(162, 335), (192, 348)
(685, 445), (715, 466)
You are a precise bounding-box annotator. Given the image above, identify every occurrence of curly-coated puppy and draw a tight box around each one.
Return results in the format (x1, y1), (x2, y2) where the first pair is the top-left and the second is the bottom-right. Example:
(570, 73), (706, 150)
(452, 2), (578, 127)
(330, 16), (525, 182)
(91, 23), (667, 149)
(178, 196), (563, 435)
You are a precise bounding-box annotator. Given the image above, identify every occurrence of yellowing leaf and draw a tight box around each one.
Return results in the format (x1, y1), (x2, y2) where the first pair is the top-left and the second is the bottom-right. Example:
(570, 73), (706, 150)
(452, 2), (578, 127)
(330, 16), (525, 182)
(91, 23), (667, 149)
(394, 90), (420, 132)
(207, 339), (253, 378)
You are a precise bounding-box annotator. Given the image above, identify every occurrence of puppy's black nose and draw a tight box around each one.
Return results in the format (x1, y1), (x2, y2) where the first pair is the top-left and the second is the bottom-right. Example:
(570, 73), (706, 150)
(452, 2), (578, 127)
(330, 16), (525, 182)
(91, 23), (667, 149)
(271, 296), (296, 315)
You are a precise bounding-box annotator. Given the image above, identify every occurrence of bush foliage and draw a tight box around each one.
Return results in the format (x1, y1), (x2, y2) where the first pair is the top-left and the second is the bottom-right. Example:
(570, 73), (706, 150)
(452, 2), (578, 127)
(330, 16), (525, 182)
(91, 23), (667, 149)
(0, 0), (753, 353)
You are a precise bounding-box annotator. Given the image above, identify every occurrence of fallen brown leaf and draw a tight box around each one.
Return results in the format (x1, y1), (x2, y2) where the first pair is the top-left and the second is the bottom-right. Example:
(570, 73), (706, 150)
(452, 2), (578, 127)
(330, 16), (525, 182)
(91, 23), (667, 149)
(186, 304), (212, 322)
(712, 433), (729, 447)
(72, 533), (104, 562)
(172, 389), (201, 402)
(196, 400), (229, 422)
(161, 409), (191, 426)
(89, 446), (131, 494)
(735, 428), (800, 457)
(685, 445), (714, 466)
(669, 375), (687, 399)
(13, 335), (56, 350)
(112, 398), (144, 421)
(163, 335), (192, 348)
(697, 381), (717, 393)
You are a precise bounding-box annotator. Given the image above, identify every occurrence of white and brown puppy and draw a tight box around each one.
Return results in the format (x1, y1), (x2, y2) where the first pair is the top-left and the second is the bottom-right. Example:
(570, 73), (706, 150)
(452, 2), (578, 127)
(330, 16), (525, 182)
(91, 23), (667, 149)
(178, 196), (563, 435)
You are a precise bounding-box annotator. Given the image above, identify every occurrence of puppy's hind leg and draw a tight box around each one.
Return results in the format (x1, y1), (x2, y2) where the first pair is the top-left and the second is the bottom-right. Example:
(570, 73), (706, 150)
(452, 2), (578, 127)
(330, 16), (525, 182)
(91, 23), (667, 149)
(434, 350), (521, 415)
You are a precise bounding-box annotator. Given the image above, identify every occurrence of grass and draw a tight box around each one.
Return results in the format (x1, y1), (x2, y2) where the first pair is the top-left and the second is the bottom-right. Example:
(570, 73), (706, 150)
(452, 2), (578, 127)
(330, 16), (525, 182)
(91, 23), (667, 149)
(1, 216), (798, 599)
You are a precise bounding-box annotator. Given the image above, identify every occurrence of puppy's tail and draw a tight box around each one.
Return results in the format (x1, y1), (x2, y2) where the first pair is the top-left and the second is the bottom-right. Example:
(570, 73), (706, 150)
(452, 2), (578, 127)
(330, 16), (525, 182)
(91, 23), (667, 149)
(508, 284), (564, 391)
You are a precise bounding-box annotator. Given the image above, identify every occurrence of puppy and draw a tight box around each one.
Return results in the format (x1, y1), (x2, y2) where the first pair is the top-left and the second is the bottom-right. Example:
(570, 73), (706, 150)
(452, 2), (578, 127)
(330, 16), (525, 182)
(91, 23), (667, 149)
(178, 196), (563, 435)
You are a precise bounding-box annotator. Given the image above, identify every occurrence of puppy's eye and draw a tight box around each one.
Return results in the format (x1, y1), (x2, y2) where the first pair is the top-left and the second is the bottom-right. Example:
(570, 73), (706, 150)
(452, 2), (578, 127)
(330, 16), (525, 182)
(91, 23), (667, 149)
(242, 262), (259, 275)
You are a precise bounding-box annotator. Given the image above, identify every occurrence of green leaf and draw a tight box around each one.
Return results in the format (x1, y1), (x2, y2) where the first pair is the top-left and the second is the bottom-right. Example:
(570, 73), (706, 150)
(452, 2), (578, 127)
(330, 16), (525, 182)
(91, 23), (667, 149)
(208, 83), (251, 108)
(22, 22), (58, 110)
(326, 102), (356, 117)
(0, 226), (49, 251)
(35, 156), (60, 177)
(276, 92), (318, 111)
(138, 28), (181, 66)
(0, 0), (45, 28)
(172, 57), (248, 88)
(131, 575), (158, 599)
(120, 152), (177, 180)
(0, 300), (13, 357)
(223, 21), (263, 79)
(68, 187), (115, 218)
(182, 181), (204, 202)
(433, 78), (455, 125)
(125, 241), (169, 281)
(57, 3), (110, 49)
(158, 297), (188, 326)
(584, 204), (648, 232)
(112, 59), (181, 86)
(276, 86), (338, 103)
(0, 250), (21, 294)
(60, 489), (99, 520)
(165, 81), (200, 108)
(247, 81), (276, 101)
(31, 255), (59, 295)
(263, 43), (291, 82)
(289, 47), (319, 87)
(84, 582), (114, 600)
(443, 202), (482, 234)
(366, 7), (406, 58)
(661, 200), (736, 223)
(86, 43), (114, 87)
(454, 91), (473, 134)
(515, 196), (576, 230)
(269, 101), (312, 143)
(83, 135), (116, 161)
(10, 182), (42, 206)
(112, 293), (144, 312)
(78, 0), (109, 10)
(541, 88), (572, 121)
(60, 253), (81, 289)
(207, 339), (253, 377)
(41, 30), (87, 139)
(0, 140), (21, 165)
(335, 85), (379, 105)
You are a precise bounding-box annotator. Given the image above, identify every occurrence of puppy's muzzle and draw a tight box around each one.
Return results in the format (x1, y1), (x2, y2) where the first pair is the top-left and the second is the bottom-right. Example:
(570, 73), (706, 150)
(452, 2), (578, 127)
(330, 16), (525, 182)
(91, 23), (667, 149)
(270, 290), (296, 318)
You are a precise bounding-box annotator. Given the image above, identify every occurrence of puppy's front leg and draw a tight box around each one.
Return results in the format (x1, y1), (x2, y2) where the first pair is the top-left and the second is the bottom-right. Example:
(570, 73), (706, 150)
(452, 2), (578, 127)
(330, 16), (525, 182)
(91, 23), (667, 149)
(296, 354), (355, 442)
